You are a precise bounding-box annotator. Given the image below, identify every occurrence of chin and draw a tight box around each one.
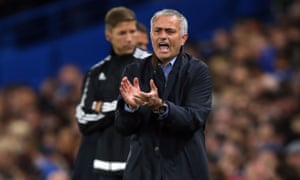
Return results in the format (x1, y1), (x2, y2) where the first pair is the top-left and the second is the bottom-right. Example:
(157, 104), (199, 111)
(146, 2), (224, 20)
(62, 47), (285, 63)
(125, 49), (134, 54)
(157, 54), (170, 60)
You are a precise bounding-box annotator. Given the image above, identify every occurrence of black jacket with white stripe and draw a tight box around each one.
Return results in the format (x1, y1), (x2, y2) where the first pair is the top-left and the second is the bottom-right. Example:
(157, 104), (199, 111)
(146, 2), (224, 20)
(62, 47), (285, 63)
(75, 48), (151, 176)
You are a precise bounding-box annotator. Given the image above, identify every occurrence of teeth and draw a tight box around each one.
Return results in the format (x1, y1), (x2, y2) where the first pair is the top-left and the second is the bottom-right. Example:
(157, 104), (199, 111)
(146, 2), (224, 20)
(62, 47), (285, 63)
(159, 42), (168, 46)
(159, 46), (169, 50)
(158, 42), (169, 51)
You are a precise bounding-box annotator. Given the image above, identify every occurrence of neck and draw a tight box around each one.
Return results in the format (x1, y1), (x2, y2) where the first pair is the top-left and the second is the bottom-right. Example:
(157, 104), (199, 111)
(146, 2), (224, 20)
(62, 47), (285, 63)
(152, 54), (174, 67)
(159, 59), (171, 67)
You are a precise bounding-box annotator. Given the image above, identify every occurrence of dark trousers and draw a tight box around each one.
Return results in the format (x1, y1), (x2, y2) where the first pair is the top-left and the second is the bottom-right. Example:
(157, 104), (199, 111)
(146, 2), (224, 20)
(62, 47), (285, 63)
(72, 134), (99, 180)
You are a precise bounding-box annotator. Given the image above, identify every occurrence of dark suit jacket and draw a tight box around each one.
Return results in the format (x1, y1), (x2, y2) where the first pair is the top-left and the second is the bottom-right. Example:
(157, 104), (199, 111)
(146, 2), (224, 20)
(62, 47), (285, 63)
(115, 50), (212, 180)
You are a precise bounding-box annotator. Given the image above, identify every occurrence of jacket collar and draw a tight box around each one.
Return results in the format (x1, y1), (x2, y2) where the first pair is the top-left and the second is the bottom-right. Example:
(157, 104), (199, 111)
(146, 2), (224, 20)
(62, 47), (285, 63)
(151, 46), (184, 68)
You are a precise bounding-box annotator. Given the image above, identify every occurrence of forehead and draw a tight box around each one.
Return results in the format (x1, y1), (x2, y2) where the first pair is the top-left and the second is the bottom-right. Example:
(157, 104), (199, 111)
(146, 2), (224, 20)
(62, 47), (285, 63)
(152, 15), (180, 28)
(111, 21), (136, 32)
(136, 31), (147, 37)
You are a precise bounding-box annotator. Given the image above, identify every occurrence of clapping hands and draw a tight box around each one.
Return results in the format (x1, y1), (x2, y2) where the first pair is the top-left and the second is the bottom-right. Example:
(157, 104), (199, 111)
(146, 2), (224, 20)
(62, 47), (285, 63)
(119, 76), (162, 111)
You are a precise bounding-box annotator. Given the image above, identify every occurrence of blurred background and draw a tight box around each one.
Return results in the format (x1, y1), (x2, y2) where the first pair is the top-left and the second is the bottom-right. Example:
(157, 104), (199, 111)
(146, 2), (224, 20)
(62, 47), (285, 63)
(0, 0), (274, 89)
(0, 0), (300, 179)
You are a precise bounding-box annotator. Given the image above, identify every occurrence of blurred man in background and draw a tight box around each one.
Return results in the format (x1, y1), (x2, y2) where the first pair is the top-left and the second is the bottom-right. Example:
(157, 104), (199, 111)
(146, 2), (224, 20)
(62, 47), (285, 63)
(72, 6), (150, 180)
(136, 22), (149, 50)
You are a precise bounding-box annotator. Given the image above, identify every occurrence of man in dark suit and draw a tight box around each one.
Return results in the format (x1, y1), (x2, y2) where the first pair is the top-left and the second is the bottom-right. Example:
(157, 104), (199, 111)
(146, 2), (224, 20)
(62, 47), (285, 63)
(115, 9), (212, 180)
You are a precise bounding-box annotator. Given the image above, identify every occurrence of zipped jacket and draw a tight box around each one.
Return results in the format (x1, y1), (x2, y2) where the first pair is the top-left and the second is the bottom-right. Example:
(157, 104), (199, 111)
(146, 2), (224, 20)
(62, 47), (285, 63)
(75, 48), (150, 176)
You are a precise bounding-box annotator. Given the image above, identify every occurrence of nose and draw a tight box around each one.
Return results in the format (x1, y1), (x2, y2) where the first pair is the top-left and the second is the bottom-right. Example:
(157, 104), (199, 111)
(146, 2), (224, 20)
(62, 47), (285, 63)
(125, 33), (134, 43)
(158, 31), (168, 40)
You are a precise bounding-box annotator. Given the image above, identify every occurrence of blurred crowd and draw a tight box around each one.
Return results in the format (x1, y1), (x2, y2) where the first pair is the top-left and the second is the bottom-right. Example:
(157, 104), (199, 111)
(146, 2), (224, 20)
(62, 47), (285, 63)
(0, 64), (83, 179)
(0, 1), (300, 180)
(201, 0), (300, 179)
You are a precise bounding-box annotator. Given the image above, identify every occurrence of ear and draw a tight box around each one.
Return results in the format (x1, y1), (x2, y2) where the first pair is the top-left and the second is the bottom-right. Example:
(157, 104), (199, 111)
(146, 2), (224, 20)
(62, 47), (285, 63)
(105, 30), (111, 42)
(181, 34), (188, 46)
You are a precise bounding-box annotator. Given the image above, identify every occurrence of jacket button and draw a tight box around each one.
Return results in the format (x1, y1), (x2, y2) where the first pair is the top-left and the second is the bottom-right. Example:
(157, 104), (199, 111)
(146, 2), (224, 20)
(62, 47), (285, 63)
(154, 146), (159, 151)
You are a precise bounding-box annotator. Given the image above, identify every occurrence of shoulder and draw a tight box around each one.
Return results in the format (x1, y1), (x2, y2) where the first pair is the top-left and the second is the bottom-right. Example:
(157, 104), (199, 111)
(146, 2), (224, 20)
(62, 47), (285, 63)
(91, 55), (111, 70)
(85, 55), (112, 77)
(126, 48), (152, 67)
(183, 53), (208, 68)
(123, 55), (152, 78)
(181, 53), (210, 76)
(127, 54), (151, 69)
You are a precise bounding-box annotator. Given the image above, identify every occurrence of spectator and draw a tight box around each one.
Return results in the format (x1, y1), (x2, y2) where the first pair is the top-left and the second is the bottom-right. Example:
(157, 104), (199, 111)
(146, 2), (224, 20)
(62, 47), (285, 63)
(285, 139), (300, 177)
(136, 21), (149, 50)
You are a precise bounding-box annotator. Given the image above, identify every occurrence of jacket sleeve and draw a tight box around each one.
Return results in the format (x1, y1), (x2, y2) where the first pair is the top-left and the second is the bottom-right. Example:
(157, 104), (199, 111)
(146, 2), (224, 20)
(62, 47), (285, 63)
(75, 71), (116, 135)
(114, 98), (143, 136)
(164, 60), (212, 133)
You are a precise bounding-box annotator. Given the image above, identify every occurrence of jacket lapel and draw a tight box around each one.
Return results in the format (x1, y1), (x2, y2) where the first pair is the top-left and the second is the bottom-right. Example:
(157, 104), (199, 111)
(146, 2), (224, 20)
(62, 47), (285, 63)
(163, 53), (189, 100)
(151, 48), (189, 100)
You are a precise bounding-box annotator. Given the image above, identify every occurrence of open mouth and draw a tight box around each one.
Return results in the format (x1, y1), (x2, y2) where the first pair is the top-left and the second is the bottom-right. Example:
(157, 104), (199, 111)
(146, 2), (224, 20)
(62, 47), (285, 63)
(158, 42), (169, 52)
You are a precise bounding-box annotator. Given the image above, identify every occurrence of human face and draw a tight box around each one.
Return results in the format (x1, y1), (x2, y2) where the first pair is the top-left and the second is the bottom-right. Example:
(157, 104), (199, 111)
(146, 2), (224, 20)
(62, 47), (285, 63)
(136, 31), (148, 50)
(151, 15), (188, 64)
(105, 21), (137, 55)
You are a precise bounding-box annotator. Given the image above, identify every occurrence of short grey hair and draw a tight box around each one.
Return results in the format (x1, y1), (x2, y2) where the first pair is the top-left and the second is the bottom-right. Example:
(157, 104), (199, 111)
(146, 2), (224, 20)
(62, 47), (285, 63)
(150, 9), (188, 36)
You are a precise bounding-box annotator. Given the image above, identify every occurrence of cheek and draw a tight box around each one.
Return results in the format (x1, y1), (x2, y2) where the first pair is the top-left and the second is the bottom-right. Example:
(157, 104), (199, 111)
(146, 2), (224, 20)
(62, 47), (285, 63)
(151, 36), (156, 43)
(111, 36), (123, 44)
(111, 38), (122, 48)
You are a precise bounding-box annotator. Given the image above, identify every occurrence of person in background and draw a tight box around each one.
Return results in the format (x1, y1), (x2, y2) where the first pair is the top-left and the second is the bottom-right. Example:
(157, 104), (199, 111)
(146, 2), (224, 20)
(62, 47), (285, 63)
(285, 139), (300, 178)
(115, 9), (212, 180)
(72, 6), (150, 180)
(136, 22), (149, 50)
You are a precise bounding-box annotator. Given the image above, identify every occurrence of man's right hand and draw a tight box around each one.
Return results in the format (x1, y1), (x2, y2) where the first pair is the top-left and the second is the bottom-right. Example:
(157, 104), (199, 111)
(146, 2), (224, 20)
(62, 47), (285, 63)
(120, 76), (141, 109)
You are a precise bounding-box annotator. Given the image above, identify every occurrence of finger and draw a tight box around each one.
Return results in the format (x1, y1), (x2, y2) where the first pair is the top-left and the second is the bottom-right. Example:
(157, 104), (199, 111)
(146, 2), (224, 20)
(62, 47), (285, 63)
(120, 77), (127, 88)
(121, 76), (129, 86)
(133, 77), (140, 90)
(139, 91), (149, 97)
(120, 85), (128, 98)
(123, 78), (135, 94)
(120, 81), (129, 93)
(123, 77), (132, 90)
(133, 94), (145, 103)
(134, 94), (151, 107)
(133, 95), (144, 106)
(149, 79), (157, 92)
(122, 76), (128, 81)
